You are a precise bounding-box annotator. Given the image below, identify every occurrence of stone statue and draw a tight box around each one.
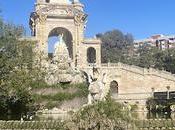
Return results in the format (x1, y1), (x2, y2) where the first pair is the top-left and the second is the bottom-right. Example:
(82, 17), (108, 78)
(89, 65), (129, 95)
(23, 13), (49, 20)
(53, 33), (70, 63)
(88, 73), (107, 104)
(44, 32), (86, 85)
(53, 34), (64, 57)
(44, 33), (74, 85)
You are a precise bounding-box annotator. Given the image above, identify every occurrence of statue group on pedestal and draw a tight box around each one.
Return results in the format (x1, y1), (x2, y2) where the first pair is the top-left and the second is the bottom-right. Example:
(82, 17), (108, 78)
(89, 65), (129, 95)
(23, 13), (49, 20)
(87, 69), (107, 104)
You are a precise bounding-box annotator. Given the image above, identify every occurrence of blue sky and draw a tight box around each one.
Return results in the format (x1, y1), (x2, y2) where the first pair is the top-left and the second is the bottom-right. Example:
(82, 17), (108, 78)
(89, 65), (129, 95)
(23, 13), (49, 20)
(0, 0), (175, 39)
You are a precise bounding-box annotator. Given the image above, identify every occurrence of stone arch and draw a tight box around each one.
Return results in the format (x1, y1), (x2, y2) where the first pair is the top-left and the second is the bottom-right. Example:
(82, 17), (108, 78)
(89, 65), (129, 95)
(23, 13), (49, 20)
(110, 80), (119, 98)
(87, 47), (96, 63)
(48, 27), (73, 59)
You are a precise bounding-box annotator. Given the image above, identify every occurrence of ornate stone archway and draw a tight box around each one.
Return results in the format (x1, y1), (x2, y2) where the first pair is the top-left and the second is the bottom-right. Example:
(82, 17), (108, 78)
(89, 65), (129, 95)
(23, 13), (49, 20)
(30, 0), (101, 67)
(87, 47), (96, 64)
(48, 27), (73, 59)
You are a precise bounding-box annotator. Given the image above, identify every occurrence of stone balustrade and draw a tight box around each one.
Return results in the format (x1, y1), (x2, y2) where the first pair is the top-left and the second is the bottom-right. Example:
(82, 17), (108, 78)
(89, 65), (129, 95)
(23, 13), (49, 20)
(0, 120), (64, 129)
(1, 119), (175, 130)
(135, 119), (175, 130)
(83, 38), (101, 44)
(101, 62), (175, 81)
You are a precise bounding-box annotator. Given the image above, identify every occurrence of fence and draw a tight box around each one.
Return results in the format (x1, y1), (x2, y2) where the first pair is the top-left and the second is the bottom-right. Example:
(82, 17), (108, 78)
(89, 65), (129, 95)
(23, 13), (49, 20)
(0, 120), (64, 129)
(135, 119), (175, 130)
(1, 119), (175, 130)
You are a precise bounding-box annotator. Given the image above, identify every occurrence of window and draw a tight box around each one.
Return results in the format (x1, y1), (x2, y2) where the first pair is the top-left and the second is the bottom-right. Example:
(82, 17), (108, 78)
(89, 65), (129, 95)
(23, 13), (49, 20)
(110, 81), (118, 98)
(87, 47), (96, 63)
(46, 0), (50, 3)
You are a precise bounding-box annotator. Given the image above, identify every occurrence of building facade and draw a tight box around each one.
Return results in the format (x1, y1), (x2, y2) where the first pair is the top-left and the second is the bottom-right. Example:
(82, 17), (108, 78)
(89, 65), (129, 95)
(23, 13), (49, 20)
(134, 34), (175, 51)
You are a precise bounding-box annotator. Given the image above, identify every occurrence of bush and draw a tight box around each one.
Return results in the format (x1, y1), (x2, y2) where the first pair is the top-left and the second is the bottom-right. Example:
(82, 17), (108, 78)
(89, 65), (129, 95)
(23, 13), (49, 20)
(69, 98), (135, 130)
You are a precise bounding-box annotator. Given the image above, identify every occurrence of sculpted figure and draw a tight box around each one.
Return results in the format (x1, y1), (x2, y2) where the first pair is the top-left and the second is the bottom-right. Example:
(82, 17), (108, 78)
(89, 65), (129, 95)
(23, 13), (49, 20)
(45, 33), (73, 85)
(53, 33), (71, 63)
(54, 33), (64, 56)
(88, 72), (107, 104)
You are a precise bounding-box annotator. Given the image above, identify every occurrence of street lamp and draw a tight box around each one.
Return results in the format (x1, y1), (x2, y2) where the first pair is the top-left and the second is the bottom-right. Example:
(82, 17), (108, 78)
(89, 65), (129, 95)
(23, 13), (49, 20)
(167, 86), (170, 100)
(151, 87), (155, 97)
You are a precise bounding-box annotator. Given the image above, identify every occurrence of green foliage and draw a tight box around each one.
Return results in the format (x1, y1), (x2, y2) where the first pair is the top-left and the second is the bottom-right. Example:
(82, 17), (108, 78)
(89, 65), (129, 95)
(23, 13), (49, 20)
(45, 101), (60, 109)
(97, 29), (134, 63)
(75, 83), (89, 97)
(0, 121), (66, 129)
(32, 83), (89, 109)
(146, 98), (157, 111)
(1, 119), (175, 130)
(70, 98), (134, 130)
(130, 104), (138, 111)
(33, 93), (75, 102)
(146, 98), (172, 119)
(134, 47), (175, 73)
(0, 17), (43, 118)
(99, 29), (175, 74)
(0, 15), (88, 114)
(32, 82), (88, 97)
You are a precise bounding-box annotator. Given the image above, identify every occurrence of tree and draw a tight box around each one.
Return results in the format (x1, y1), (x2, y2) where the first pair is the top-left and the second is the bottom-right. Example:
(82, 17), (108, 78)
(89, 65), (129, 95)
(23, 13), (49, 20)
(97, 29), (134, 63)
(0, 17), (43, 119)
(97, 29), (175, 74)
(133, 47), (175, 73)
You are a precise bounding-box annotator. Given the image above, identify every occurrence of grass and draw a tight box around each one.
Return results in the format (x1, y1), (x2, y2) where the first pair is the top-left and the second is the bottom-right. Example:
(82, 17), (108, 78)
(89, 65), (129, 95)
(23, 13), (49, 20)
(31, 81), (88, 91)
(45, 101), (60, 109)
(33, 93), (75, 102)
(31, 82), (89, 108)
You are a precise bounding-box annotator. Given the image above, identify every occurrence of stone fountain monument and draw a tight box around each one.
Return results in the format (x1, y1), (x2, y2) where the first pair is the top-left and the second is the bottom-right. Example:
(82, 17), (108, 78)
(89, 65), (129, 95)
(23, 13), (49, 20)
(45, 34), (74, 85)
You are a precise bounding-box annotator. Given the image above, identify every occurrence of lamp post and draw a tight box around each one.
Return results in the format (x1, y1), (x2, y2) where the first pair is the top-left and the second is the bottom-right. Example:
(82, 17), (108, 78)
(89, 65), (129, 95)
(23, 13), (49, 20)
(151, 87), (155, 97)
(167, 86), (170, 100)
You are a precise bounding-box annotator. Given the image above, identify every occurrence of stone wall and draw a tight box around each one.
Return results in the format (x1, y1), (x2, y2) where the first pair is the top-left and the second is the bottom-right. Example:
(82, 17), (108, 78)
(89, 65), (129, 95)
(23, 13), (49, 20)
(83, 62), (175, 107)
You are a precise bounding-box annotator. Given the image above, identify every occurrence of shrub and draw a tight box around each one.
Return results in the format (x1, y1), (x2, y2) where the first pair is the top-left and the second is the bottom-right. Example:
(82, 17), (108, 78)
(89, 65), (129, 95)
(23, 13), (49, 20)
(69, 98), (135, 130)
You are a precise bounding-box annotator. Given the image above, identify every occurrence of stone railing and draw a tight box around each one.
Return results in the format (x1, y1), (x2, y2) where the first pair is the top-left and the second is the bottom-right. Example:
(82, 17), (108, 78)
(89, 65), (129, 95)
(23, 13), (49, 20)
(1, 119), (175, 130)
(83, 38), (101, 44)
(0, 120), (64, 129)
(135, 119), (175, 130)
(101, 62), (175, 81)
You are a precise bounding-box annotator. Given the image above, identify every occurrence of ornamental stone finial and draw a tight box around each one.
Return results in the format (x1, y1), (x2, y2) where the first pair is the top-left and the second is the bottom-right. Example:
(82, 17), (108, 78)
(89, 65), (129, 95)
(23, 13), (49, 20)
(49, 0), (70, 4)
(73, 0), (80, 3)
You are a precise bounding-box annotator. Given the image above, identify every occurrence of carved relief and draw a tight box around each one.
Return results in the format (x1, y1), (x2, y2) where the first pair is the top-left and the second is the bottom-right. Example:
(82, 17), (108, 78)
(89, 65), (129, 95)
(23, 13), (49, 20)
(73, 9), (87, 25)
(35, 5), (87, 25)
(48, 9), (68, 15)
(38, 13), (47, 24)
(30, 12), (47, 25)
(37, 5), (74, 16)
(74, 13), (87, 25)
(29, 12), (47, 36)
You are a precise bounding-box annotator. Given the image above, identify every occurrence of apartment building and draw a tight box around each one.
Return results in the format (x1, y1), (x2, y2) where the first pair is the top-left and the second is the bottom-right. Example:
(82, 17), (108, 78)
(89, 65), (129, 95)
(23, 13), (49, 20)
(134, 34), (175, 51)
